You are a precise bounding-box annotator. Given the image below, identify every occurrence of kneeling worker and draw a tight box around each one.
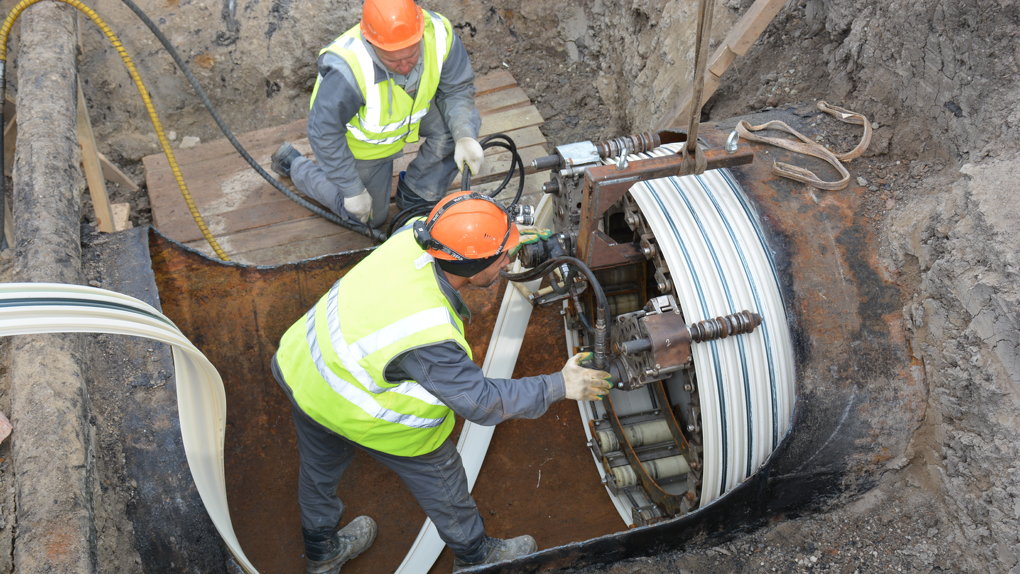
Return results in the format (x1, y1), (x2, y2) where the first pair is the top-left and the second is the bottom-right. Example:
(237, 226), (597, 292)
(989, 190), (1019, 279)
(272, 191), (613, 573)
(270, 0), (485, 229)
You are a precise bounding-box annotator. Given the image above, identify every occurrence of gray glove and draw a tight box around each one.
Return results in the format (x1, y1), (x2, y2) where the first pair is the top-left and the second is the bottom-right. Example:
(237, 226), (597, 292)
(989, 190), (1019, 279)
(561, 352), (613, 401)
(343, 189), (372, 224)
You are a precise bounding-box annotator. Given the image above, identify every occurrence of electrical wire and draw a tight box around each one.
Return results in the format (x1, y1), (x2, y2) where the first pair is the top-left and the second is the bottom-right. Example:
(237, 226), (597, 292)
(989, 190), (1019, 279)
(114, 0), (385, 243)
(385, 132), (525, 236)
(0, 0), (233, 259)
(502, 255), (611, 368)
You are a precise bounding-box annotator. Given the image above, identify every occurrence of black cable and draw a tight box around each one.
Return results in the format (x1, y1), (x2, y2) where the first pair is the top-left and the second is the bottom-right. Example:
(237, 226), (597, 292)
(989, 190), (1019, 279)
(386, 203), (432, 237)
(503, 255), (611, 368)
(477, 133), (525, 208)
(384, 133), (524, 238)
(502, 256), (609, 315)
(116, 0), (386, 242)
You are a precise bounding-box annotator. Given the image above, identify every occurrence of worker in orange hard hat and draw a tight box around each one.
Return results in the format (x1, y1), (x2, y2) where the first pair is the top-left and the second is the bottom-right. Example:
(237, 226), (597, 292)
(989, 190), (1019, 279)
(272, 192), (613, 573)
(270, 0), (485, 230)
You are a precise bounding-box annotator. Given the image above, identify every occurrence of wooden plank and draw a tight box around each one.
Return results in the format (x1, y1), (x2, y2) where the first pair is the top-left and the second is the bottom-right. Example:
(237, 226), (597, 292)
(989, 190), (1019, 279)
(183, 215), (375, 262)
(480, 105), (544, 135)
(143, 118), (306, 181)
(146, 132), (311, 236)
(147, 73), (521, 183)
(164, 195), (317, 244)
(77, 85), (115, 232)
(473, 69), (517, 96)
(145, 70), (548, 265)
(668, 0), (787, 127)
(149, 156), (316, 217)
(474, 86), (530, 115)
(98, 152), (139, 192)
(226, 232), (373, 266)
(144, 74), (537, 211)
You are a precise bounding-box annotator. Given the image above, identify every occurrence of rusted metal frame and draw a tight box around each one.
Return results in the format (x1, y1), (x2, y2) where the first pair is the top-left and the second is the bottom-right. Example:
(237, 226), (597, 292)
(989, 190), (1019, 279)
(604, 384), (689, 516)
(576, 143), (754, 269)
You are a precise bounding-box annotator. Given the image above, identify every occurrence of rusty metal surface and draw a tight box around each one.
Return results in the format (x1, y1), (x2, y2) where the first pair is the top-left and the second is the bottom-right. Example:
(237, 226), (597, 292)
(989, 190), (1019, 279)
(148, 231), (624, 574)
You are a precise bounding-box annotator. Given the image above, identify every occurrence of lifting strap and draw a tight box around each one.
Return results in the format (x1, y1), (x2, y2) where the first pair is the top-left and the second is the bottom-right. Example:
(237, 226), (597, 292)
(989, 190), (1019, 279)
(735, 101), (873, 190)
(680, 0), (715, 176)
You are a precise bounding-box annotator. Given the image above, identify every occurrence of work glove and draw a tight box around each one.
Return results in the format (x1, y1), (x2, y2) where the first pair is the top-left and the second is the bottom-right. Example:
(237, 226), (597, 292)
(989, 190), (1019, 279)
(561, 352), (613, 401)
(454, 137), (485, 174)
(510, 228), (554, 257)
(343, 189), (372, 224)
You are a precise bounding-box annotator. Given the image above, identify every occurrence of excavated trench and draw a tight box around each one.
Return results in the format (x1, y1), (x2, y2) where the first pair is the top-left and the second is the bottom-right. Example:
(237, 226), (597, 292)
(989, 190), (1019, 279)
(118, 106), (906, 573)
(5, 0), (1018, 572)
(2, 15), (917, 562)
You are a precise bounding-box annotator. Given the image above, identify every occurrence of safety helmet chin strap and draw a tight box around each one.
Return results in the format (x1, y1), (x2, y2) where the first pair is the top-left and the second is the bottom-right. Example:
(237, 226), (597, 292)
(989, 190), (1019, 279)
(412, 192), (512, 260)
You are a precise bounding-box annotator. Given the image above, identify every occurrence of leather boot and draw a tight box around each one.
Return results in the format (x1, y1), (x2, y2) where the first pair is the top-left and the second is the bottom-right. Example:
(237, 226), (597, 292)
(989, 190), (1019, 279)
(303, 515), (377, 574)
(452, 534), (537, 572)
(271, 142), (301, 178)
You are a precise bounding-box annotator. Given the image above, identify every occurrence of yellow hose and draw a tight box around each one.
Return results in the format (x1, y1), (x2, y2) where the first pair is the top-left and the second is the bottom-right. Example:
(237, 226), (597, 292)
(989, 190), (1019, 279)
(0, 0), (231, 261)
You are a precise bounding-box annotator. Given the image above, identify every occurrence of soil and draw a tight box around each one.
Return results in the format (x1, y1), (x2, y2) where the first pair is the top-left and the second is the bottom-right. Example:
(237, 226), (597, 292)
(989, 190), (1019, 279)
(2, 0), (1018, 571)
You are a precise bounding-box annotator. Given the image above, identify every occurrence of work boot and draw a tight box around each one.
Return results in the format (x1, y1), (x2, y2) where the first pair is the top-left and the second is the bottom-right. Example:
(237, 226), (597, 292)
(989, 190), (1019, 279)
(302, 515), (377, 574)
(452, 535), (538, 572)
(271, 141), (302, 178)
(395, 171), (432, 212)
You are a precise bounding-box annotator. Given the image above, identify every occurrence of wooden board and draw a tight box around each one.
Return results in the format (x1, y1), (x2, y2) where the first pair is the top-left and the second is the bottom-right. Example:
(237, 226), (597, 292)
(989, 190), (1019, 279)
(144, 70), (550, 264)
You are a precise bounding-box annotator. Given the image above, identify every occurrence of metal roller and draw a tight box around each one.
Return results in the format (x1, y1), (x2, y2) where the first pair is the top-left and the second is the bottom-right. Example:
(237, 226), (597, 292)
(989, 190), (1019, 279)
(596, 419), (673, 453)
(610, 455), (692, 489)
(566, 141), (796, 526)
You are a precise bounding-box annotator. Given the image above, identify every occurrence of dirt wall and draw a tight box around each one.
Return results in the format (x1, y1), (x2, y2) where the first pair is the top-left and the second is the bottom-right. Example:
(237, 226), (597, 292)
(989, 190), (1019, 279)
(71, 0), (740, 160)
(885, 155), (1020, 572)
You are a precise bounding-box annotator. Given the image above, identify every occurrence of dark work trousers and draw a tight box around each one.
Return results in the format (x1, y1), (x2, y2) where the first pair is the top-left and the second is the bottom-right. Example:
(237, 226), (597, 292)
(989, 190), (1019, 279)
(290, 104), (460, 229)
(289, 405), (487, 559)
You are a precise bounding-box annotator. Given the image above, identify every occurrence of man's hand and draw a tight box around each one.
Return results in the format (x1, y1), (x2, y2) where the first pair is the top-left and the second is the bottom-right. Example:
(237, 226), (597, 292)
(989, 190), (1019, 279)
(561, 352), (613, 401)
(454, 137), (484, 174)
(343, 189), (372, 224)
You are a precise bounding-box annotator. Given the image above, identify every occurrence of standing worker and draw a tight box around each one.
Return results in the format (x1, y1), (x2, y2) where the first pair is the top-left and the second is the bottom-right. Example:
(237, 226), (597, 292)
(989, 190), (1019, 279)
(272, 191), (614, 573)
(270, 0), (485, 229)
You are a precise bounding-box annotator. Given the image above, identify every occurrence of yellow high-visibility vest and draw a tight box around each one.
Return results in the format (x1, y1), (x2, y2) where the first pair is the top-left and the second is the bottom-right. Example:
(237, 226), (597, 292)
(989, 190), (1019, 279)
(310, 11), (452, 160)
(276, 229), (469, 456)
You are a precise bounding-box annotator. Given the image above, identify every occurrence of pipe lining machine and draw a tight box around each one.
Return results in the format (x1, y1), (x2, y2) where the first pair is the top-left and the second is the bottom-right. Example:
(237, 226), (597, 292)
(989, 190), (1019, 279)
(505, 128), (796, 526)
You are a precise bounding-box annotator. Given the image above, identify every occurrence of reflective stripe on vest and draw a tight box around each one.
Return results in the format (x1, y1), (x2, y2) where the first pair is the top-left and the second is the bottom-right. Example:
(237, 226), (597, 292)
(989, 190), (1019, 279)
(319, 279), (451, 404)
(311, 11), (451, 159)
(303, 298), (446, 429)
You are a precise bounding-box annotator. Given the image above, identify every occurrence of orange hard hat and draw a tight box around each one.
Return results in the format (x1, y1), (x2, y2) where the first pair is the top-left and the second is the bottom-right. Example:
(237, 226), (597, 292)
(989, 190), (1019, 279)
(415, 191), (520, 262)
(361, 0), (424, 51)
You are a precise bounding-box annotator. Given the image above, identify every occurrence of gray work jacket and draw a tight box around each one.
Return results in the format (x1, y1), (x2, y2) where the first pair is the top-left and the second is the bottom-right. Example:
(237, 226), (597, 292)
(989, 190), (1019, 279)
(307, 17), (480, 199)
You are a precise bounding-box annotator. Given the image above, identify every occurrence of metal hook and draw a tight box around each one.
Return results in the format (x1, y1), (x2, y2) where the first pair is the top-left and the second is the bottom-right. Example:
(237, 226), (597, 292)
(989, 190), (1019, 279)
(726, 130), (739, 153)
(616, 140), (631, 170)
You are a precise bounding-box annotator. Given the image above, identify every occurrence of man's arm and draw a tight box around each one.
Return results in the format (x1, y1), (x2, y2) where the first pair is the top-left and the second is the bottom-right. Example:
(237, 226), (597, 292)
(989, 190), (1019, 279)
(434, 31), (481, 142)
(389, 341), (566, 426)
(306, 56), (367, 198)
